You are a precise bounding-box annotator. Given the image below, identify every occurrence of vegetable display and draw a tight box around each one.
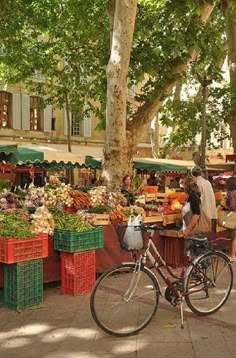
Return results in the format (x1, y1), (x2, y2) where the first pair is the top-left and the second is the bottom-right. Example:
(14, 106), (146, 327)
(0, 212), (35, 239)
(70, 190), (91, 209)
(51, 209), (95, 231)
(31, 206), (54, 235)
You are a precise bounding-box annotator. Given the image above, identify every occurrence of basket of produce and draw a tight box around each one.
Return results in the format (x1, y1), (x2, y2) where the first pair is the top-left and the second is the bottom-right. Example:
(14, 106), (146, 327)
(0, 212), (48, 263)
(52, 209), (103, 252)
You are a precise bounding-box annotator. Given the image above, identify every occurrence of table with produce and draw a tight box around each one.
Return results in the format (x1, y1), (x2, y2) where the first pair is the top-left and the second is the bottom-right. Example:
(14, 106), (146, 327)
(0, 180), (187, 309)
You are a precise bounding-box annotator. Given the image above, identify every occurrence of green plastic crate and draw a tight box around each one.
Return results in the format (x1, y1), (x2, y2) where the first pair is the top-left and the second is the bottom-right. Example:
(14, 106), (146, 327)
(3, 259), (43, 310)
(54, 226), (103, 253)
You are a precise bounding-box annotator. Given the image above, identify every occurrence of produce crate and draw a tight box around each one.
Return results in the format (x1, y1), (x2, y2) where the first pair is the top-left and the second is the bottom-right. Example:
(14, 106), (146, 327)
(3, 259), (43, 310)
(54, 226), (103, 253)
(93, 214), (110, 226)
(145, 193), (157, 202)
(163, 214), (175, 225)
(156, 193), (168, 203)
(135, 195), (146, 205)
(0, 234), (48, 264)
(60, 251), (95, 295)
(143, 213), (163, 223)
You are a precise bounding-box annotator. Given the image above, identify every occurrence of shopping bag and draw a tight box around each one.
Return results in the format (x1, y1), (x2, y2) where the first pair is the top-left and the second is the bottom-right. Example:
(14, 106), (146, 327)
(217, 210), (236, 229)
(123, 215), (143, 250)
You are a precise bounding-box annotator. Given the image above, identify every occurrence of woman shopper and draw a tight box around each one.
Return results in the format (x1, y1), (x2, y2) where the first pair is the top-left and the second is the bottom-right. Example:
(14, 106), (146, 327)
(224, 176), (236, 260)
(181, 177), (211, 237)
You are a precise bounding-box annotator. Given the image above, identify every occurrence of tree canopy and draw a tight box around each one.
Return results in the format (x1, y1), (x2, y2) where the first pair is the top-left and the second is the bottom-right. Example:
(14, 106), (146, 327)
(0, 0), (235, 184)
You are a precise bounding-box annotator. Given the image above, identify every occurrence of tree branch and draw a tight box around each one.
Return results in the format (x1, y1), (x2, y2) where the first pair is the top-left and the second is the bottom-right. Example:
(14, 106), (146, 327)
(126, 1), (217, 147)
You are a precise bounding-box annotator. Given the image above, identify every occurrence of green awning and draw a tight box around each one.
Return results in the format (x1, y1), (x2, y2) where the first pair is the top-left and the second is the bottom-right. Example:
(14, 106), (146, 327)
(133, 158), (187, 173)
(11, 147), (44, 163)
(84, 156), (102, 168)
(84, 156), (187, 173)
(0, 144), (18, 155)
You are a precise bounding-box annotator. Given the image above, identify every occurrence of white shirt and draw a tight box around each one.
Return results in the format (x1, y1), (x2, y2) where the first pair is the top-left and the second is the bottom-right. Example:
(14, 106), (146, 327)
(195, 176), (217, 220)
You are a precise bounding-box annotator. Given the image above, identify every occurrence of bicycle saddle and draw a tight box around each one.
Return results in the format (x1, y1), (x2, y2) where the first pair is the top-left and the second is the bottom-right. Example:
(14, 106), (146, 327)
(185, 236), (208, 244)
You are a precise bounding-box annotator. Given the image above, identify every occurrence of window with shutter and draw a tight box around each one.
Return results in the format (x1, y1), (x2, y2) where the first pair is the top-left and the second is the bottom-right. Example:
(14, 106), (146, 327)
(12, 93), (21, 129)
(43, 105), (52, 132)
(71, 111), (80, 136)
(22, 94), (30, 130)
(0, 91), (12, 128)
(30, 96), (43, 131)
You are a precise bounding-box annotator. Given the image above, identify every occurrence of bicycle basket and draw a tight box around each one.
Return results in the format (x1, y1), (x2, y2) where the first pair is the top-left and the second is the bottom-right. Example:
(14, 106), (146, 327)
(114, 222), (145, 251)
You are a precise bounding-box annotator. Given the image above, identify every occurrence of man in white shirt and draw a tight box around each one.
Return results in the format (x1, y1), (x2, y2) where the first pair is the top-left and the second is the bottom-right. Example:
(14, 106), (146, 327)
(191, 166), (217, 220)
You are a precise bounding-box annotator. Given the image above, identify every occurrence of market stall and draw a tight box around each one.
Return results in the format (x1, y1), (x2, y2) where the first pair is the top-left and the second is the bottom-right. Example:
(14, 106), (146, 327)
(0, 153), (230, 310)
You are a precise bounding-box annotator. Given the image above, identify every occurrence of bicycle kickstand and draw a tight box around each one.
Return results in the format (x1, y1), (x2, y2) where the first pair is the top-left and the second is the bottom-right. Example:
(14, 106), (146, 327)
(180, 297), (184, 329)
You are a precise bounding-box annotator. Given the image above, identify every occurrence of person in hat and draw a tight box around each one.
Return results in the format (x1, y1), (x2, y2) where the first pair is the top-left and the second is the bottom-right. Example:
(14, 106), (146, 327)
(191, 166), (217, 222)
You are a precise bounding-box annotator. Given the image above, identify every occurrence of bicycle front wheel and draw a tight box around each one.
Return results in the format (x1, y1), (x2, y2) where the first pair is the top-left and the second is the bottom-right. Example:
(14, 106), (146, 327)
(185, 251), (233, 316)
(90, 263), (159, 337)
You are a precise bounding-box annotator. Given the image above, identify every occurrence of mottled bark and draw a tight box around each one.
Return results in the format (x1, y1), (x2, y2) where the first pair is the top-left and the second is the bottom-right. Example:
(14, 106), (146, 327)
(103, 1), (216, 186)
(103, 0), (137, 187)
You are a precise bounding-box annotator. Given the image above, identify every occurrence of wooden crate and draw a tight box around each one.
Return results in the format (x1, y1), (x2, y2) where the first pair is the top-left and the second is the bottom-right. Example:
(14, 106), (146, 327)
(135, 195), (146, 205)
(145, 193), (156, 202)
(93, 214), (110, 226)
(163, 214), (175, 225)
(156, 193), (168, 203)
(143, 213), (163, 223)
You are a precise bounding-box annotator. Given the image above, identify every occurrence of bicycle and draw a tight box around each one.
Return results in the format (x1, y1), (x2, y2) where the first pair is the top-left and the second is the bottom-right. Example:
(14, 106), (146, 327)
(90, 223), (234, 337)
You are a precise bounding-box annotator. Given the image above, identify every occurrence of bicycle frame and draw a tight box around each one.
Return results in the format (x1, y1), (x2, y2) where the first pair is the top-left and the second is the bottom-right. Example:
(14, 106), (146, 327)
(136, 235), (186, 298)
(132, 233), (227, 300)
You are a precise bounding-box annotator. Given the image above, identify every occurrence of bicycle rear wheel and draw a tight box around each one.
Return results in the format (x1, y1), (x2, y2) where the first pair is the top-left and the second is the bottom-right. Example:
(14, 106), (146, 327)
(185, 251), (233, 316)
(90, 263), (159, 337)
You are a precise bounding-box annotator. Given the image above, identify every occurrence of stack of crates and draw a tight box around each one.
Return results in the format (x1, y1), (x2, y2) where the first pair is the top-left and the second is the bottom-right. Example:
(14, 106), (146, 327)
(54, 227), (103, 295)
(60, 251), (95, 295)
(0, 233), (48, 310)
(3, 259), (43, 310)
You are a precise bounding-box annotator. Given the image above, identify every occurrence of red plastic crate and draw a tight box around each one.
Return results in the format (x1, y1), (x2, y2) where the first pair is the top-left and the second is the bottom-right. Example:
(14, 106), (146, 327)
(0, 234), (48, 264)
(60, 250), (95, 295)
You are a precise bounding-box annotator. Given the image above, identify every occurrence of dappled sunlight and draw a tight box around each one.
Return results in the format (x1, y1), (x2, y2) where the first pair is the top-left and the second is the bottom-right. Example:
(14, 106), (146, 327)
(18, 323), (52, 335)
(111, 341), (137, 354)
(41, 328), (69, 343)
(1, 336), (31, 349)
(41, 327), (97, 343)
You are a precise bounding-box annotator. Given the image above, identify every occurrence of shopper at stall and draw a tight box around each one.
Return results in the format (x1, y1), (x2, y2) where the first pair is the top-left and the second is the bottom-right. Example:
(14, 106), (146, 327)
(121, 175), (133, 191)
(191, 166), (217, 222)
(147, 171), (158, 186)
(224, 176), (236, 260)
(121, 175), (135, 205)
(181, 176), (211, 237)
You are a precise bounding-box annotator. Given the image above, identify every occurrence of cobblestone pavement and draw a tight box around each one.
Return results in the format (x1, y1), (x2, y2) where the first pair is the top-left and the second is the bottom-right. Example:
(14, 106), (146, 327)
(0, 264), (235, 358)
